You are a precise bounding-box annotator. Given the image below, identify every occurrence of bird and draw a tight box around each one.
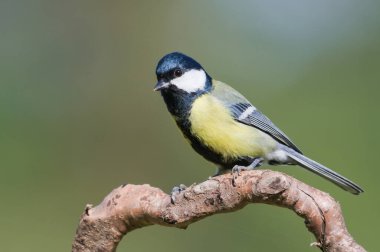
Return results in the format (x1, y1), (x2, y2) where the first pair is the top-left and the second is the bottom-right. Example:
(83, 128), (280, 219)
(154, 52), (363, 195)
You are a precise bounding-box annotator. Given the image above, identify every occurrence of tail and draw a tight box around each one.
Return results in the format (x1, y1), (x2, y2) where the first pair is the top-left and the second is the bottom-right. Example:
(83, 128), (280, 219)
(281, 145), (364, 195)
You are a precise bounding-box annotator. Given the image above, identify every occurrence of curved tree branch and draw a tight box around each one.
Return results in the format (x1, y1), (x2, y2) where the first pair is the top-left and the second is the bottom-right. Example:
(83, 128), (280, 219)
(72, 170), (365, 252)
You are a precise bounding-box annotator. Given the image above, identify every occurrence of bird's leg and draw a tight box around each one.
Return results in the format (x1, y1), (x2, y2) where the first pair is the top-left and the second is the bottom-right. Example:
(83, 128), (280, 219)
(170, 184), (187, 204)
(232, 157), (264, 174)
(247, 157), (264, 169)
(232, 157), (264, 185)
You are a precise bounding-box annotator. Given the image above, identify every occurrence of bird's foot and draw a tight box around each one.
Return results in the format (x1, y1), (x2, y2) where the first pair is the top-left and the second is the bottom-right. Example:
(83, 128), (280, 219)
(231, 165), (248, 186)
(231, 158), (264, 186)
(231, 165), (247, 175)
(170, 184), (187, 204)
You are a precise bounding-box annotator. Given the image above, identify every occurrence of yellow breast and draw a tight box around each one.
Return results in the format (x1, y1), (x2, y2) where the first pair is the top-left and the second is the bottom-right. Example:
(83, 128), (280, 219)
(189, 95), (276, 161)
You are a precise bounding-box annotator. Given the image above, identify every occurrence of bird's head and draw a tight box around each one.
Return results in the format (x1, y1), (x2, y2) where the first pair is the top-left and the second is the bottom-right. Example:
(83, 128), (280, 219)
(154, 52), (211, 94)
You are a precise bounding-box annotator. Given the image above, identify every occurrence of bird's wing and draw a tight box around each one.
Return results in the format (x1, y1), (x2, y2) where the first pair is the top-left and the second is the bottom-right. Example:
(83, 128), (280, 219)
(211, 80), (302, 153)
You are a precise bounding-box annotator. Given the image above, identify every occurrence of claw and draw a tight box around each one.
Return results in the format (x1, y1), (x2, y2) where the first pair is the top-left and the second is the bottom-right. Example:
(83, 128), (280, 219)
(231, 165), (247, 175)
(231, 165), (247, 186)
(170, 184), (187, 204)
(231, 158), (265, 186)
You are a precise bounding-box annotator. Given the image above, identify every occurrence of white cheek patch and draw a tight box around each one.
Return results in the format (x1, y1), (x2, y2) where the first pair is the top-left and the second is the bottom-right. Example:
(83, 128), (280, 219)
(171, 69), (207, 93)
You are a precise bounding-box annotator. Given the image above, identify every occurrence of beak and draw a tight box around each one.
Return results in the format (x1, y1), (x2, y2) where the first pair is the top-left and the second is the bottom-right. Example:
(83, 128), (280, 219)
(153, 80), (169, 91)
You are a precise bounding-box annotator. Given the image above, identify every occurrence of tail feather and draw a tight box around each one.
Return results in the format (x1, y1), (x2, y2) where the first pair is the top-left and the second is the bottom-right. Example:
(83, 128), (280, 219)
(281, 145), (364, 195)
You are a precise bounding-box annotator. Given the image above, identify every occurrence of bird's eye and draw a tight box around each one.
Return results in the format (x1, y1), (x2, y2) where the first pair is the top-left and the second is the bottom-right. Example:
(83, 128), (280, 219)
(173, 69), (183, 78)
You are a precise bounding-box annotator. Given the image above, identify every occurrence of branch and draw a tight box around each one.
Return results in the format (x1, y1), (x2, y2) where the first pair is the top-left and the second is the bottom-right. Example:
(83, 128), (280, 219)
(72, 170), (365, 252)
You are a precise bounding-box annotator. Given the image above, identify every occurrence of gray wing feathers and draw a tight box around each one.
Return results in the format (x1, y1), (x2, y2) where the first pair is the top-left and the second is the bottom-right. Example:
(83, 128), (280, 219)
(242, 110), (303, 153)
(210, 81), (364, 195)
(211, 80), (302, 153)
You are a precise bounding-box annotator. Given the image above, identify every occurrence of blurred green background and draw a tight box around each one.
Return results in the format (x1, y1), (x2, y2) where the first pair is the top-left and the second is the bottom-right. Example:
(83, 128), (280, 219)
(1, 0), (379, 251)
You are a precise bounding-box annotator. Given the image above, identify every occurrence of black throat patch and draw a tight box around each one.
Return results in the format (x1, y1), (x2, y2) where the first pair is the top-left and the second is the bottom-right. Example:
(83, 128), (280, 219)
(161, 87), (200, 127)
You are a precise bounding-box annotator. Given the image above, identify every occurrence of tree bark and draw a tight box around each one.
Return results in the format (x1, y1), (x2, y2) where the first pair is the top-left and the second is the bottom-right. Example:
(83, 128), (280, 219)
(72, 170), (365, 252)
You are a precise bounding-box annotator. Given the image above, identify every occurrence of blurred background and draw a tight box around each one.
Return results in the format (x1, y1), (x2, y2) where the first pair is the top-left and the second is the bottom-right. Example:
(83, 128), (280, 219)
(1, 0), (379, 251)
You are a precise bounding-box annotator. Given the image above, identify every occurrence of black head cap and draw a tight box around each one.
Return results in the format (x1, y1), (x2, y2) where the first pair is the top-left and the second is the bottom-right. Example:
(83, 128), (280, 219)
(156, 52), (204, 80)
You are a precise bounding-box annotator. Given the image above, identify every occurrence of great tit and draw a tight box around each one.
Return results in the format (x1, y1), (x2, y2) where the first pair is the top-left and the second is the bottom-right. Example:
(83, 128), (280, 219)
(154, 52), (363, 195)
